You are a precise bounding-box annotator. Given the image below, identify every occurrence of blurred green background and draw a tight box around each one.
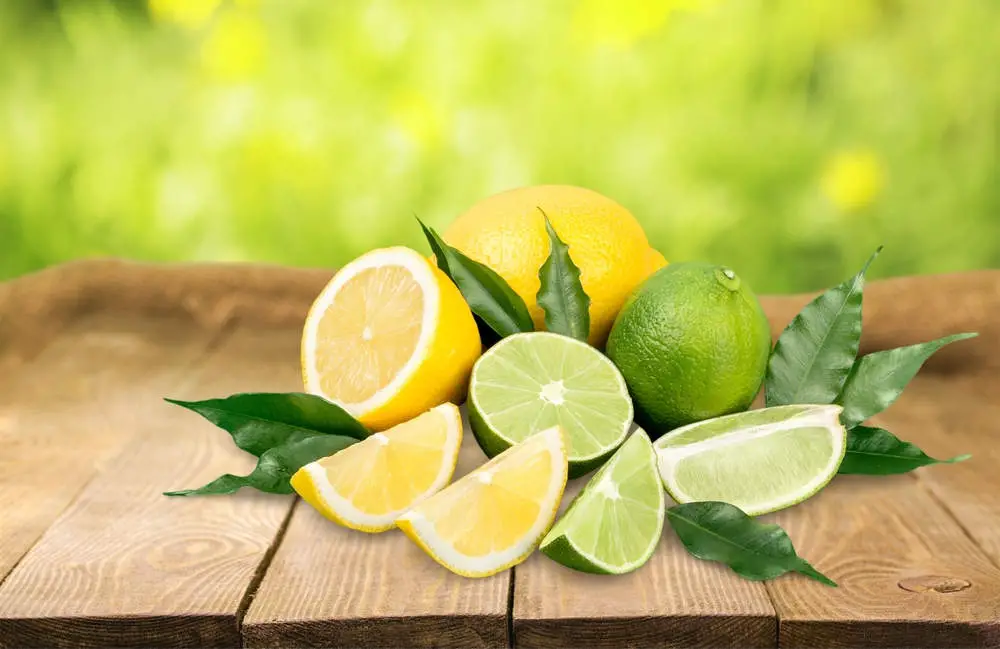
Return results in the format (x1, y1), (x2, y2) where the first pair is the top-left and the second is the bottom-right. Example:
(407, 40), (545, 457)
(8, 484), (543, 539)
(1, 0), (997, 293)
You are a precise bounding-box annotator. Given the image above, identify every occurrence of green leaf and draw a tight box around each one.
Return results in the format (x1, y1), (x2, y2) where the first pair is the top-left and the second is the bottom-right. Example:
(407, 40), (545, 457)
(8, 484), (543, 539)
(835, 332), (978, 428)
(165, 432), (357, 496)
(418, 218), (534, 338)
(666, 501), (836, 587)
(839, 426), (970, 475)
(766, 247), (881, 407)
(165, 392), (369, 457)
(536, 210), (590, 341)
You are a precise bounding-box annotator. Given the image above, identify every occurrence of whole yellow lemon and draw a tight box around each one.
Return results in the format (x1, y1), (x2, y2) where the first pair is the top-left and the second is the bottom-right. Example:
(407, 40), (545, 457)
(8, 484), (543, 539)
(443, 185), (667, 346)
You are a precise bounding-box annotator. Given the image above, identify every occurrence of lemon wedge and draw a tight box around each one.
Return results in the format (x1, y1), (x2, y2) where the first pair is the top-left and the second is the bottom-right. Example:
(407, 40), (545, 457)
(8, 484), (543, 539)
(291, 403), (463, 533)
(301, 246), (481, 431)
(397, 426), (569, 577)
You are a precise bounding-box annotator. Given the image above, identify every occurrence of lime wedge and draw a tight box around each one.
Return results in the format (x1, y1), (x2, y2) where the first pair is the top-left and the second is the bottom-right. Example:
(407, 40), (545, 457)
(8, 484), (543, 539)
(469, 332), (633, 478)
(655, 404), (846, 516)
(540, 429), (664, 574)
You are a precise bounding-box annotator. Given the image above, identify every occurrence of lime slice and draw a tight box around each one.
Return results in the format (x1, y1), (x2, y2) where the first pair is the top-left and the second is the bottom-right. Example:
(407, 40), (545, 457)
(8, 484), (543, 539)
(469, 332), (633, 478)
(540, 429), (664, 574)
(655, 404), (846, 516)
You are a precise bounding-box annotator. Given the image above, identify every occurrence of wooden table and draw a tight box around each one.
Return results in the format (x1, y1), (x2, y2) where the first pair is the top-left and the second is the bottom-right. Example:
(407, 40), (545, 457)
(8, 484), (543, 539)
(1, 260), (998, 649)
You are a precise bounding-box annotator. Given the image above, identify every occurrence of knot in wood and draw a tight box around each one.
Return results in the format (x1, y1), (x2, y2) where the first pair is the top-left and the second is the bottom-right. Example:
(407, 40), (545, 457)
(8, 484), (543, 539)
(898, 575), (971, 594)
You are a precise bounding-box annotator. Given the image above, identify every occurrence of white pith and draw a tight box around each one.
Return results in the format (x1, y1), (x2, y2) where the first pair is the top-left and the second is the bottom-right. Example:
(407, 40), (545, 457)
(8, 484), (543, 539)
(302, 246), (440, 417)
(397, 426), (568, 576)
(300, 403), (462, 528)
(656, 405), (846, 516)
(544, 431), (665, 574)
(470, 332), (633, 463)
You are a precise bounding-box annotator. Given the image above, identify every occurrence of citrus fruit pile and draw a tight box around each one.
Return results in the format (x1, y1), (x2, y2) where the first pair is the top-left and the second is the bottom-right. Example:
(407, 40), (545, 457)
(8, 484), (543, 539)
(287, 184), (870, 580)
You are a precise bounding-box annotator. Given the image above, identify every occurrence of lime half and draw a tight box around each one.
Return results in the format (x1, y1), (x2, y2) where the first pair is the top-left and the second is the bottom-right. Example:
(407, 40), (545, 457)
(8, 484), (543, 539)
(540, 429), (664, 574)
(469, 332), (633, 478)
(655, 404), (846, 516)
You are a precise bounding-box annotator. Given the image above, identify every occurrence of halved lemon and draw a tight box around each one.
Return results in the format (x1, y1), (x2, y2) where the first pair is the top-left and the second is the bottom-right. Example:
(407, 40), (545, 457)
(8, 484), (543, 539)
(291, 403), (464, 533)
(302, 246), (481, 431)
(397, 426), (569, 577)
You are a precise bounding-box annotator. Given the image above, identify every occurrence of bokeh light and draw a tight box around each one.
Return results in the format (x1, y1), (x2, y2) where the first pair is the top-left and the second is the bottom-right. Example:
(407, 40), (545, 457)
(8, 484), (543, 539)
(1, 0), (997, 292)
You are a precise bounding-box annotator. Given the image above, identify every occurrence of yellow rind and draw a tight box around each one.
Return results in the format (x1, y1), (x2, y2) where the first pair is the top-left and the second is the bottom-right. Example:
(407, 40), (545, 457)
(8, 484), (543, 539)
(300, 248), (481, 431)
(397, 427), (569, 578)
(442, 185), (662, 347)
(291, 469), (395, 533)
(291, 403), (464, 533)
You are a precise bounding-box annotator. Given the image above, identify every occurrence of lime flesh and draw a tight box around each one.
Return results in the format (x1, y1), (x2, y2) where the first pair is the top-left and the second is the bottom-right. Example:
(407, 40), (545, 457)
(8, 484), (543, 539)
(540, 430), (664, 574)
(655, 404), (846, 516)
(469, 332), (633, 478)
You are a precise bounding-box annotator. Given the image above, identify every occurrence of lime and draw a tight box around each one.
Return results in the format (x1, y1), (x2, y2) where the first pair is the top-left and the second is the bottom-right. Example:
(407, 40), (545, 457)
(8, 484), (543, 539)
(655, 404), (847, 516)
(468, 332), (633, 478)
(540, 429), (664, 574)
(606, 262), (771, 435)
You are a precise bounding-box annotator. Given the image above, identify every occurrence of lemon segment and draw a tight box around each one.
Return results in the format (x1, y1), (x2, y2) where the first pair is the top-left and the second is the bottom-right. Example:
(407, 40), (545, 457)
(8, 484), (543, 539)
(301, 246), (481, 431)
(397, 426), (569, 577)
(291, 403), (463, 533)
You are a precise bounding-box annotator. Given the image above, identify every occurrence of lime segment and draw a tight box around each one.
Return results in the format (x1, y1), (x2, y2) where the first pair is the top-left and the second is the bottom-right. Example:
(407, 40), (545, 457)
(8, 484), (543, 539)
(655, 404), (846, 516)
(540, 430), (664, 574)
(469, 332), (633, 478)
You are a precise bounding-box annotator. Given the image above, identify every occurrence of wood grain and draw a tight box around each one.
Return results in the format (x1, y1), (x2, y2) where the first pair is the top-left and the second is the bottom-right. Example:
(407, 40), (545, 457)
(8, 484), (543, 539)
(759, 269), (999, 376)
(0, 326), (302, 648)
(0, 313), (218, 582)
(765, 469), (1000, 648)
(512, 477), (777, 649)
(2, 261), (999, 649)
(874, 374), (1000, 568)
(242, 415), (509, 649)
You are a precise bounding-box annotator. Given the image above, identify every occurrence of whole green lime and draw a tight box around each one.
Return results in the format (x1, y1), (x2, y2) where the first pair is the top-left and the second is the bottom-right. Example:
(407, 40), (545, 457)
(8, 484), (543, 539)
(605, 262), (771, 436)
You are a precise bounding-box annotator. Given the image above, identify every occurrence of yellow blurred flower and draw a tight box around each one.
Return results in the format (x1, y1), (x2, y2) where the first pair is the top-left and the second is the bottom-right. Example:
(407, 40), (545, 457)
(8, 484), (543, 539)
(201, 10), (267, 82)
(573, 0), (717, 48)
(820, 149), (885, 212)
(148, 0), (221, 28)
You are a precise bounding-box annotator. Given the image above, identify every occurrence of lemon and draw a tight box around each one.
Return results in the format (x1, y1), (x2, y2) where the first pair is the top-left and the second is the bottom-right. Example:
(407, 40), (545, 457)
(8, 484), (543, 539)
(443, 185), (667, 347)
(301, 246), (481, 431)
(291, 403), (464, 533)
(397, 426), (569, 577)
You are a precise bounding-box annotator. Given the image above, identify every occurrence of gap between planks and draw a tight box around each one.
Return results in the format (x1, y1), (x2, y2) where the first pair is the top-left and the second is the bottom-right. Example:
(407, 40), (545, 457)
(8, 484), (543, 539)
(0, 323), (303, 649)
(510, 464), (777, 649)
(0, 311), (236, 587)
(241, 410), (510, 649)
(761, 374), (1000, 648)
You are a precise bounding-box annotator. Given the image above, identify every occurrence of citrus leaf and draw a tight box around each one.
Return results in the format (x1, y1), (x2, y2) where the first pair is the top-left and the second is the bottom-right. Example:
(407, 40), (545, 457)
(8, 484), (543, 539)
(165, 392), (369, 457)
(835, 332), (978, 428)
(765, 247), (881, 407)
(536, 210), (590, 341)
(164, 432), (357, 496)
(839, 426), (970, 475)
(418, 217), (534, 338)
(666, 501), (836, 587)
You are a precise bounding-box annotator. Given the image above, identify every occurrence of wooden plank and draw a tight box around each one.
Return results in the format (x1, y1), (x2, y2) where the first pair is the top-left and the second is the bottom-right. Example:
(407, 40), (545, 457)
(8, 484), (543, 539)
(759, 270), (1000, 377)
(875, 374), (1000, 568)
(766, 469), (1000, 648)
(0, 325), (302, 648)
(0, 312), (218, 582)
(242, 416), (509, 649)
(512, 477), (777, 649)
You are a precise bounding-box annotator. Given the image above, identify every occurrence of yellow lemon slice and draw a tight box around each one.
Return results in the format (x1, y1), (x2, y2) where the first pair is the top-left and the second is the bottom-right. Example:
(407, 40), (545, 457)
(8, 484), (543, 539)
(301, 246), (481, 431)
(397, 426), (569, 577)
(291, 403), (463, 533)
